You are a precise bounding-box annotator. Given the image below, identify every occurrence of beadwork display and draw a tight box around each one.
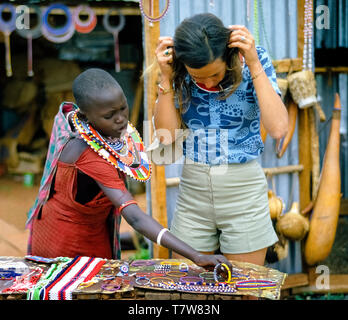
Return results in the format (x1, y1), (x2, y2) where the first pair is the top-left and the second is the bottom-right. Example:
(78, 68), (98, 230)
(0, 257), (286, 300)
(41, 256), (106, 300)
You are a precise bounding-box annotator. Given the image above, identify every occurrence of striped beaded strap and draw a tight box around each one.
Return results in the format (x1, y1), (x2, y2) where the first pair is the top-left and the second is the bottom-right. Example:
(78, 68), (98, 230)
(235, 279), (277, 290)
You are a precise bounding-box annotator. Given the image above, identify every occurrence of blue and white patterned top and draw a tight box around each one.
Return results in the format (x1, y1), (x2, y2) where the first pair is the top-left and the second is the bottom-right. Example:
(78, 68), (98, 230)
(177, 46), (281, 165)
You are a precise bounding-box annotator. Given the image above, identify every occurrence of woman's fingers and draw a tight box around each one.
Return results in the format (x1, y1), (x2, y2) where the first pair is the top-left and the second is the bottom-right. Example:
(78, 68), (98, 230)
(228, 29), (254, 47)
(228, 24), (249, 33)
(156, 37), (174, 52)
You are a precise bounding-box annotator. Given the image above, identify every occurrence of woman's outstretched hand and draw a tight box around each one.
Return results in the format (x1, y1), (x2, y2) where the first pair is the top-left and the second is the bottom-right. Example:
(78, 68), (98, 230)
(194, 254), (232, 271)
(155, 36), (174, 81)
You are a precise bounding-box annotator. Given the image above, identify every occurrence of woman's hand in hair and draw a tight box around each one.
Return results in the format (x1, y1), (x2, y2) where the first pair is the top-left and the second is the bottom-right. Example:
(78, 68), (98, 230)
(155, 36), (174, 82)
(227, 25), (259, 69)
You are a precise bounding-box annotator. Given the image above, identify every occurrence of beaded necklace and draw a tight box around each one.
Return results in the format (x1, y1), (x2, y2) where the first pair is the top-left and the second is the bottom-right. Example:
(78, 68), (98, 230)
(72, 111), (151, 182)
(303, 0), (313, 70)
(2, 267), (44, 294)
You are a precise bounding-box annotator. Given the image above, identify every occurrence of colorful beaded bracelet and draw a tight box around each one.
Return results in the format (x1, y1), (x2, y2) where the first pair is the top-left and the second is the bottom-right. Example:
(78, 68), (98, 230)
(159, 260), (181, 266)
(150, 277), (175, 286)
(118, 200), (137, 213)
(177, 284), (236, 294)
(135, 272), (165, 278)
(179, 263), (189, 272)
(131, 260), (156, 267)
(235, 279), (277, 290)
(199, 271), (215, 279)
(214, 263), (232, 283)
(167, 271), (187, 278)
(135, 276), (150, 286)
(101, 283), (121, 292)
(179, 276), (203, 286)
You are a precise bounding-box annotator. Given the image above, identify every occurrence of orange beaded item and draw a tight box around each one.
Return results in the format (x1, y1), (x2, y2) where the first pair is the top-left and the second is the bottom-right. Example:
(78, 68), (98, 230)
(118, 200), (137, 213)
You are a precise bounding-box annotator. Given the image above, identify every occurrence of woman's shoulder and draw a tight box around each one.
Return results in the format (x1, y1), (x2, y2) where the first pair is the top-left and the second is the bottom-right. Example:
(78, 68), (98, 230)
(255, 46), (272, 62)
(59, 138), (88, 164)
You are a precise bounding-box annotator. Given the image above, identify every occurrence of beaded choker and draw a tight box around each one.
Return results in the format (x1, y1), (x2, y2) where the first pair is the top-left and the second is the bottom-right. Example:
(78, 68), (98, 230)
(72, 111), (151, 182)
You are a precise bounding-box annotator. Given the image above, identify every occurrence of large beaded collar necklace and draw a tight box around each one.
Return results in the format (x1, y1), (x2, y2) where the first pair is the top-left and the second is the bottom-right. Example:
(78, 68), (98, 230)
(72, 111), (151, 182)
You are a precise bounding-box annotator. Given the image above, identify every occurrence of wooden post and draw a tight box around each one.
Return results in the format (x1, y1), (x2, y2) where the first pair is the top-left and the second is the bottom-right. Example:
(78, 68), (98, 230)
(143, 0), (169, 259)
(297, 0), (312, 212)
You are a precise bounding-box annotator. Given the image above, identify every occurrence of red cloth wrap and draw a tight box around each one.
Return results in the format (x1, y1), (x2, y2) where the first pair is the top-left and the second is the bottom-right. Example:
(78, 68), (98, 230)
(31, 147), (127, 259)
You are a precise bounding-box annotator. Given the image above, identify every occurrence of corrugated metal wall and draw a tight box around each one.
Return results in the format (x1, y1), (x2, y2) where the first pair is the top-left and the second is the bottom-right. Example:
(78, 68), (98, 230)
(315, 0), (348, 48)
(144, 0), (347, 274)
(314, 0), (348, 198)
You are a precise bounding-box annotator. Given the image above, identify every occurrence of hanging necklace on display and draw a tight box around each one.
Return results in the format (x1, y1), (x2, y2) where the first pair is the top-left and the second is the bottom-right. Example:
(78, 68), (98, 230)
(139, 0), (171, 27)
(303, 0), (313, 70)
(103, 9), (125, 73)
(72, 111), (151, 182)
(42, 3), (75, 43)
(247, 0), (251, 22)
(0, 4), (16, 77)
(258, 0), (274, 60)
(73, 5), (97, 34)
(16, 5), (42, 77)
(253, 0), (260, 46)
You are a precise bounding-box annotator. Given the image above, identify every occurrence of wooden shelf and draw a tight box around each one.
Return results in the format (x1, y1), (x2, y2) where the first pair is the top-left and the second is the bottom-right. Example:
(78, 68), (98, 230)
(1, 5), (141, 16)
(273, 58), (303, 73)
(315, 66), (348, 73)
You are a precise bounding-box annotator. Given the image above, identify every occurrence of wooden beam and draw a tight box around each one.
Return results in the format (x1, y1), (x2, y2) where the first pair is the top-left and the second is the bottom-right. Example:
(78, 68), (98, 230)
(272, 58), (302, 73)
(292, 275), (348, 294)
(1, 6), (140, 16)
(315, 67), (348, 73)
(166, 165), (304, 187)
(263, 164), (304, 176)
(281, 273), (309, 290)
(143, 0), (169, 259)
(297, 0), (305, 61)
(298, 109), (312, 211)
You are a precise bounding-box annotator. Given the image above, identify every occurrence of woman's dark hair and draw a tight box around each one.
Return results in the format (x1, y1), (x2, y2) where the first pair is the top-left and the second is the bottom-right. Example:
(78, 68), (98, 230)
(173, 13), (242, 113)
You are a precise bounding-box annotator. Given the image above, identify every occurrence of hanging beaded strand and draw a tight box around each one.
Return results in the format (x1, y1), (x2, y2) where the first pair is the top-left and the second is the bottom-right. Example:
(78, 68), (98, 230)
(139, 0), (171, 27)
(303, 0), (313, 70)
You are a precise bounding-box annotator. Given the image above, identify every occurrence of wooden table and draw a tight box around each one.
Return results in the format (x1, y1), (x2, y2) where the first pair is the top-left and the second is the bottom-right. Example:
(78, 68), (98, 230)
(0, 256), (287, 300)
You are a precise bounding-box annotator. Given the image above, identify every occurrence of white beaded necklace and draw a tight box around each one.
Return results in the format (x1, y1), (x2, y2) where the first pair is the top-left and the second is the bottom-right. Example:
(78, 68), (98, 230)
(303, 0), (313, 70)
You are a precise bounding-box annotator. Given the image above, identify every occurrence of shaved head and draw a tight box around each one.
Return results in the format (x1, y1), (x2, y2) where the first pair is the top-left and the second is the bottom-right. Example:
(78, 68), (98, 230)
(72, 68), (123, 112)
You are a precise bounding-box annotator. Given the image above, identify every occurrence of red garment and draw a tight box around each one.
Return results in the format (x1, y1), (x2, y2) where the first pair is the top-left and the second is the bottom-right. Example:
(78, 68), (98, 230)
(31, 147), (127, 259)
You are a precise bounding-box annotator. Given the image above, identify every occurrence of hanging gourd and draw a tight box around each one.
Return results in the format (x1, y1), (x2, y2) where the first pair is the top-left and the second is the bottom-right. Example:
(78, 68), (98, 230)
(276, 202), (309, 241)
(276, 99), (298, 158)
(304, 94), (342, 265)
(268, 190), (284, 220)
(260, 121), (267, 143)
